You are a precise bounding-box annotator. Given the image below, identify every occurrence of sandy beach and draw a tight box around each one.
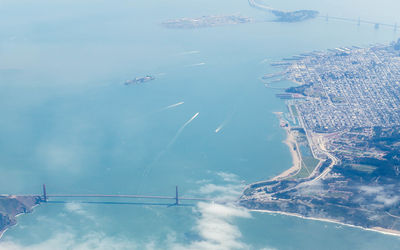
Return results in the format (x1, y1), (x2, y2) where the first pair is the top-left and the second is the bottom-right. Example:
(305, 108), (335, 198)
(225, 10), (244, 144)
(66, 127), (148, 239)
(249, 113), (400, 239)
(271, 121), (301, 180)
(0, 228), (7, 241)
(251, 209), (400, 237)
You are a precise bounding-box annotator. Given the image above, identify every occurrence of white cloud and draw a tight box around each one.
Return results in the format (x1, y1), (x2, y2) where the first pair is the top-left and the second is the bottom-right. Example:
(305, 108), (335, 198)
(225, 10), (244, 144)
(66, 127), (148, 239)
(168, 176), (254, 250)
(36, 143), (84, 174)
(65, 203), (96, 222)
(198, 183), (243, 204)
(199, 183), (240, 195)
(359, 185), (399, 207)
(296, 179), (325, 196)
(216, 172), (240, 183)
(359, 185), (384, 194)
(195, 179), (211, 185)
(170, 202), (252, 250)
(0, 232), (137, 250)
(65, 202), (85, 214)
(375, 194), (400, 206)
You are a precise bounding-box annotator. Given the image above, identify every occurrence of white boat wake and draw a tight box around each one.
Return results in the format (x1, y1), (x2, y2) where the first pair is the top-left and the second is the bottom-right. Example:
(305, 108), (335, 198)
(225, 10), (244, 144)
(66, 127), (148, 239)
(161, 101), (184, 111)
(187, 62), (206, 67)
(215, 110), (236, 133)
(137, 112), (200, 192)
(180, 50), (200, 55)
(167, 112), (199, 148)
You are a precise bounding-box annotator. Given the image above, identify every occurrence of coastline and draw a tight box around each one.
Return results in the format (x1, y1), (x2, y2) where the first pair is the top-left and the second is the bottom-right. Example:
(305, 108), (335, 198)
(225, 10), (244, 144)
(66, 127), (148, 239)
(242, 112), (400, 239)
(271, 115), (301, 180)
(0, 229), (6, 240)
(250, 209), (400, 237)
(0, 201), (41, 241)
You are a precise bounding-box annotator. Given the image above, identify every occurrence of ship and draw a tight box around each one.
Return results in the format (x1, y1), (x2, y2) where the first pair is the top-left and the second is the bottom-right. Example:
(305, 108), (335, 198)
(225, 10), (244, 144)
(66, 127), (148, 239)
(124, 75), (155, 85)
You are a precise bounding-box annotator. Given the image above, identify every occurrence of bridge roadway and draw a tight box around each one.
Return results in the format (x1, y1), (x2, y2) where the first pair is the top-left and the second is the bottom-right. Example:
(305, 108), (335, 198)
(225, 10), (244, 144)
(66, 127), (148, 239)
(37, 185), (214, 206)
(323, 16), (397, 29)
(46, 194), (212, 202)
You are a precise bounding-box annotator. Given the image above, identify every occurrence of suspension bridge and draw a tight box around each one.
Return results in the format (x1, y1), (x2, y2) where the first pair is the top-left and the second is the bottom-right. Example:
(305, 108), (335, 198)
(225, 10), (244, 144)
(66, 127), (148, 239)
(39, 184), (213, 207)
(249, 0), (399, 31)
(323, 15), (398, 31)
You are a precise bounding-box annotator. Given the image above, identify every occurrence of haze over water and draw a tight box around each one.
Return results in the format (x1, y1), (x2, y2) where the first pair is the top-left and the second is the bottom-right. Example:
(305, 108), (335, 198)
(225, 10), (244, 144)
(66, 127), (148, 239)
(1, 0), (400, 249)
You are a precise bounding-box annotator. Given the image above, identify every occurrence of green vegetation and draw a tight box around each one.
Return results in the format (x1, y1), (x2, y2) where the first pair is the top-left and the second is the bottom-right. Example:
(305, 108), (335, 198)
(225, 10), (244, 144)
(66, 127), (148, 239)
(291, 142), (320, 179)
(291, 155), (320, 179)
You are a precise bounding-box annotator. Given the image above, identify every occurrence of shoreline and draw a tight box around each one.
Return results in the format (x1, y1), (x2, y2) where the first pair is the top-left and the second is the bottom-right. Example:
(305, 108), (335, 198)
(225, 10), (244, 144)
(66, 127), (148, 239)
(271, 115), (301, 180)
(250, 209), (400, 237)
(243, 112), (400, 239)
(0, 202), (41, 241)
(0, 229), (6, 241)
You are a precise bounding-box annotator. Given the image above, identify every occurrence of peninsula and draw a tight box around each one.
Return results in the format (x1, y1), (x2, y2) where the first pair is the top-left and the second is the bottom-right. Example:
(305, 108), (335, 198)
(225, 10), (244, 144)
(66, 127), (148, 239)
(0, 195), (41, 238)
(241, 41), (400, 236)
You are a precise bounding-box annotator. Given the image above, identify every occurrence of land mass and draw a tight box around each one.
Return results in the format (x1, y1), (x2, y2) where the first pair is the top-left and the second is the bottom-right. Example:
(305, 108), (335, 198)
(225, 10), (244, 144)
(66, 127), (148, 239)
(241, 41), (400, 236)
(248, 0), (319, 23)
(271, 10), (319, 23)
(0, 196), (41, 238)
(162, 15), (252, 29)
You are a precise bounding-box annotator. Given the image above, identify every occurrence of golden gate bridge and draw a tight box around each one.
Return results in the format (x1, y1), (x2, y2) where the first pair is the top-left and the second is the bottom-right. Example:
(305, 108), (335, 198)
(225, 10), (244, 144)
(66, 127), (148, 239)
(39, 184), (213, 207)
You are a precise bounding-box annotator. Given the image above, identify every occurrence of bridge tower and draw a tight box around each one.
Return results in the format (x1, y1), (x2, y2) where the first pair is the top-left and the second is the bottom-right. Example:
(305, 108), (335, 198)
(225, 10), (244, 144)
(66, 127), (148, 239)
(42, 184), (47, 202)
(175, 186), (179, 205)
(395, 23), (397, 31)
(357, 17), (360, 26)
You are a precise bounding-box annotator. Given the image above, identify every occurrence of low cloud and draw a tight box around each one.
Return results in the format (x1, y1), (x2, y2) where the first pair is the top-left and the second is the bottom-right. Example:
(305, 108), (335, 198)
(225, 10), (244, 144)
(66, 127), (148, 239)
(359, 185), (384, 194)
(296, 179), (325, 196)
(0, 232), (138, 250)
(216, 172), (240, 183)
(36, 143), (85, 174)
(375, 194), (400, 206)
(170, 202), (252, 250)
(169, 173), (254, 250)
(359, 185), (400, 207)
(65, 203), (96, 222)
(198, 182), (245, 204)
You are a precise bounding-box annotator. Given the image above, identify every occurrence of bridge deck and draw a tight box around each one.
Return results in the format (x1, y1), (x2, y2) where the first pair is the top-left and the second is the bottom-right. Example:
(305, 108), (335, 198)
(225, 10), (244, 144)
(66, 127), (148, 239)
(47, 194), (212, 201)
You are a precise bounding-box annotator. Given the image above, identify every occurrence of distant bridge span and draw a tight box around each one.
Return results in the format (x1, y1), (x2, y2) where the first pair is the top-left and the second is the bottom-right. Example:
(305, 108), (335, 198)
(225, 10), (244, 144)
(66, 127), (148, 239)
(249, 0), (398, 31)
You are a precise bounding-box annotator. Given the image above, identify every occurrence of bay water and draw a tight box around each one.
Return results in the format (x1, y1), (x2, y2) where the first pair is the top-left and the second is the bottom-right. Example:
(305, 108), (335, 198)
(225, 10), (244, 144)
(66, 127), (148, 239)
(0, 0), (400, 249)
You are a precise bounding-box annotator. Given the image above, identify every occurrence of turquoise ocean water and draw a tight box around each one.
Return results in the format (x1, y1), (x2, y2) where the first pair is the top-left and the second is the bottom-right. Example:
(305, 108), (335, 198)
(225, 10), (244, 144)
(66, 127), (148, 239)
(0, 0), (400, 249)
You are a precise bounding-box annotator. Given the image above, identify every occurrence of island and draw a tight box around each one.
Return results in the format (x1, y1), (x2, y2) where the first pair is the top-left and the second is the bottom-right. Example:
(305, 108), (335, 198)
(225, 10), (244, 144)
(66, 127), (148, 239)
(248, 0), (319, 23)
(0, 195), (41, 238)
(241, 41), (400, 236)
(271, 10), (319, 23)
(162, 15), (252, 29)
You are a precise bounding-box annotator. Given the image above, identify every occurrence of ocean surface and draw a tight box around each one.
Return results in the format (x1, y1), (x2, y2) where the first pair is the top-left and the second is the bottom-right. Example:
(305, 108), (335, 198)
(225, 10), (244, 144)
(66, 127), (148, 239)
(0, 0), (400, 249)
